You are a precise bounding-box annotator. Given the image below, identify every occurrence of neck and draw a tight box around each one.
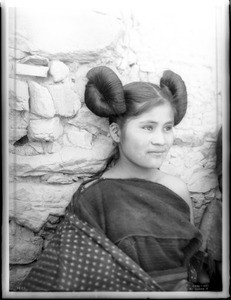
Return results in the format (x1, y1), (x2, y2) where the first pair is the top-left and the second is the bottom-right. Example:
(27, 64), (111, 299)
(108, 156), (160, 181)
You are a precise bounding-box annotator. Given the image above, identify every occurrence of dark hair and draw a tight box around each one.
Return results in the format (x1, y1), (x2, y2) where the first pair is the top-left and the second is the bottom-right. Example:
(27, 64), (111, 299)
(85, 66), (187, 126)
(84, 66), (126, 118)
(84, 66), (187, 175)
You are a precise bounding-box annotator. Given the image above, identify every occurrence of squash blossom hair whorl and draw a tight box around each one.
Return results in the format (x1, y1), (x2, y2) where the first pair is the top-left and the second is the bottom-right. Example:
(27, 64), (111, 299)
(160, 70), (187, 125)
(84, 66), (126, 118)
(85, 66), (187, 126)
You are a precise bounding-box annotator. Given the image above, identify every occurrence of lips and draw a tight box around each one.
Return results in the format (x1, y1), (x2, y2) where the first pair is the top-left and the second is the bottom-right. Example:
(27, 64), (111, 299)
(147, 151), (165, 158)
(148, 150), (166, 154)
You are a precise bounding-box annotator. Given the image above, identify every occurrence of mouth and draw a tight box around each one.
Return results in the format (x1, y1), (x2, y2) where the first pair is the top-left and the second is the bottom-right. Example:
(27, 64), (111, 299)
(147, 151), (165, 157)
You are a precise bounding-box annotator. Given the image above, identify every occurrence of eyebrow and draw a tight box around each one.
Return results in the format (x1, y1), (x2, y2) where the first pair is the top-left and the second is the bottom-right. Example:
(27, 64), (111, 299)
(140, 120), (174, 125)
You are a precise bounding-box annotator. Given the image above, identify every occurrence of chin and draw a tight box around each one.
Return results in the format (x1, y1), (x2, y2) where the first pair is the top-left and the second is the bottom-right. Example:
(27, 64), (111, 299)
(150, 164), (162, 169)
(149, 159), (164, 169)
(142, 162), (162, 170)
(133, 157), (163, 170)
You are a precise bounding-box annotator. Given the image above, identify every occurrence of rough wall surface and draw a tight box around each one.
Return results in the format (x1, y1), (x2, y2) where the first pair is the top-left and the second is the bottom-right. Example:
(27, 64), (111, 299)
(8, 4), (222, 290)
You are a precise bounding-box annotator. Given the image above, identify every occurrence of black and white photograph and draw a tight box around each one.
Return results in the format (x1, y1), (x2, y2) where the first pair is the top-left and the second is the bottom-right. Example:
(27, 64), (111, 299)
(1, 0), (229, 298)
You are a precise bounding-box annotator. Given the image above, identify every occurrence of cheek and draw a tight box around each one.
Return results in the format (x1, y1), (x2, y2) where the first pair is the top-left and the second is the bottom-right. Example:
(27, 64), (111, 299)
(120, 128), (143, 146)
(123, 137), (144, 152)
(167, 132), (174, 147)
(120, 133), (146, 157)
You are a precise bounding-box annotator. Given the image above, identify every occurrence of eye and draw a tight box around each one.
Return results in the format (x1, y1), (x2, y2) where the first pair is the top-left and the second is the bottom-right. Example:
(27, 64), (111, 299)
(142, 125), (153, 131)
(164, 125), (173, 132)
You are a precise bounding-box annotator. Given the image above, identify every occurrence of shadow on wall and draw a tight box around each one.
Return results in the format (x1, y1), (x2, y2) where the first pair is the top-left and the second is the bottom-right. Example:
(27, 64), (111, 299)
(196, 127), (222, 291)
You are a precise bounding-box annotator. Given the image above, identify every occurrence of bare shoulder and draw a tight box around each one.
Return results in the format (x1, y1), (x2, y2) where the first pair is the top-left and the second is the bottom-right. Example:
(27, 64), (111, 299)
(157, 171), (194, 223)
(158, 172), (191, 205)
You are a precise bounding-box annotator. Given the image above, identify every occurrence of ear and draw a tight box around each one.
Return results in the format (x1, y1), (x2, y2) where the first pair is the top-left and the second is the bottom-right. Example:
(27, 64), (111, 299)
(109, 122), (121, 143)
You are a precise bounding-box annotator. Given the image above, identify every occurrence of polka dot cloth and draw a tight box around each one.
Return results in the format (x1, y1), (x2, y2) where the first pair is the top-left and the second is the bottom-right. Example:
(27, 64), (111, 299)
(18, 212), (163, 292)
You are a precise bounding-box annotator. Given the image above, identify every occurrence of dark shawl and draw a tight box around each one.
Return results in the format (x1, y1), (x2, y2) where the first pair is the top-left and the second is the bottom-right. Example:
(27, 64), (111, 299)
(69, 178), (202, 271)
(19, 177), (202, 292)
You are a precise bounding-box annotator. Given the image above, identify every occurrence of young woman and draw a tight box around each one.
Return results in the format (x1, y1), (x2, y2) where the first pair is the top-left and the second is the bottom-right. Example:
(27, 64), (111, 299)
(19, 66), (203, 292)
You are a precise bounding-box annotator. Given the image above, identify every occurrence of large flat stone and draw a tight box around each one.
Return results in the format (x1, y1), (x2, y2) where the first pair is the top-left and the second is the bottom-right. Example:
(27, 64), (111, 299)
(48, 83), (81, 117)
(9, 110), (29, 142)
(47, 81), (81, 117)
(20, 55), (49, 66)
(12, 8), (125, 61)
(10, 135), (114, 177)
(49, 60), (69, 82)
(15, 63), (49, 77)
(63, 125), (93, 149)
(41, 173), (79, 184)
(9, 78), (29, 111)
(188, 169), (218, 193)
(28, 117), (63, 141)
(68, 105), (109, 135)
(9, 220), (43, 264)
(9, 181), (82, 232)
(28, 81), (55, 118)
(10, 265), (33, 291)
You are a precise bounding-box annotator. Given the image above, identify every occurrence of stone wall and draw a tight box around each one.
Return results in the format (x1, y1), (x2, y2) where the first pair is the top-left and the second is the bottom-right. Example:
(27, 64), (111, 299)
(8, 3), (222, 290)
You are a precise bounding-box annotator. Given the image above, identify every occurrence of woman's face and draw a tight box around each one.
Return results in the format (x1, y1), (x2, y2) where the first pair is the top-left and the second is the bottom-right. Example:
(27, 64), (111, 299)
(117, 102), (175, 170)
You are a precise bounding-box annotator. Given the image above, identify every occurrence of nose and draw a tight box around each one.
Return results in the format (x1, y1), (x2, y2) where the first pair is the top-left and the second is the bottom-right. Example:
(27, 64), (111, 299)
(150, 129), (165, 145)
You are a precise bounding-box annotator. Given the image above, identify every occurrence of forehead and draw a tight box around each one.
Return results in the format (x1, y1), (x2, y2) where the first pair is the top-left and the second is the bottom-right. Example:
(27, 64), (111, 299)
(129, 102), (174, 124)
